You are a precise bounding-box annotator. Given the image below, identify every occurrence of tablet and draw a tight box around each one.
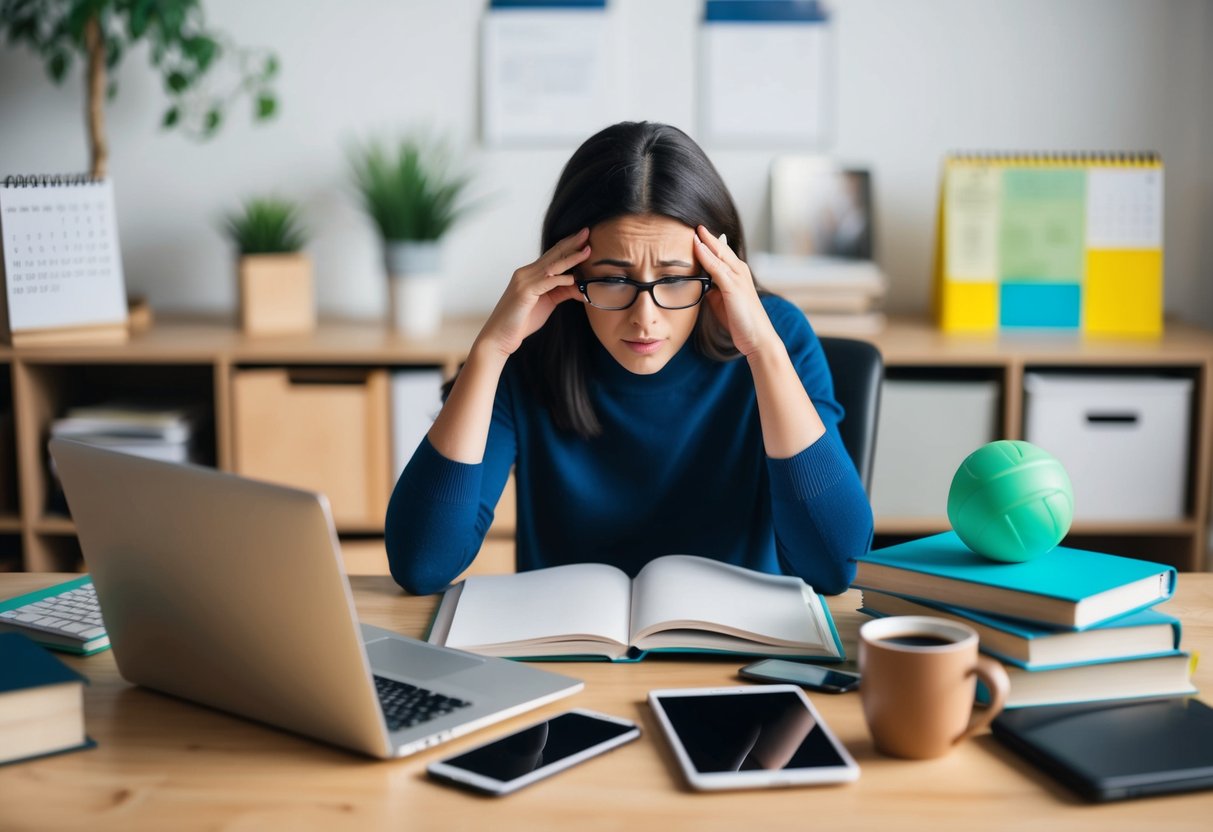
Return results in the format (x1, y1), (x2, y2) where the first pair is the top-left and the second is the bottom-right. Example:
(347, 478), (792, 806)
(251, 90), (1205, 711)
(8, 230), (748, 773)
(648, 685), (860, 790)
(992, 697), (1213, 802)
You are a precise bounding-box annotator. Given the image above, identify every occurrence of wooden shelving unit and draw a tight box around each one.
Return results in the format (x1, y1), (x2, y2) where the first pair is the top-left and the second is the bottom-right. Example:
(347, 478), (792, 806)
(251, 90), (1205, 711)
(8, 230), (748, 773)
(0, 315), (1209, 572)
(865, 318), (1213, 571)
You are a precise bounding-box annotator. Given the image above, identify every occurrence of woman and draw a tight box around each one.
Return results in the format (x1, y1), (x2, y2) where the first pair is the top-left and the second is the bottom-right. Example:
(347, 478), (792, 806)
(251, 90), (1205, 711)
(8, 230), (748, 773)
(386, 122), (872, 596)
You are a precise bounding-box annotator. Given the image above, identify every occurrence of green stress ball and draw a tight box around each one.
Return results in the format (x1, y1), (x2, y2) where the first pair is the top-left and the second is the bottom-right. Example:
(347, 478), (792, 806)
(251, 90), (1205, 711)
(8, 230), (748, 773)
(947, 440), (1074, 563)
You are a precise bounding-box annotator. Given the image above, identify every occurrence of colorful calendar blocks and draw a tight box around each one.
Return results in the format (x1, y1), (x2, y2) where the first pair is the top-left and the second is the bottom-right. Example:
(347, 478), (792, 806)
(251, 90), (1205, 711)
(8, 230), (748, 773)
(1085, 249), (1164, 336)
(1001, 282), (1081, 329)
(935, 154), (1163, 337)
(939, 281), (997, 332)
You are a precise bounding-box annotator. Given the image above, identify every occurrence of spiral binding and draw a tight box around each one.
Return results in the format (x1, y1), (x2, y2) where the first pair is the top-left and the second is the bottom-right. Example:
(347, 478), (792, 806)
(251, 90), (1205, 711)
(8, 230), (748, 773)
(2, 173), (105, 188)
(946, 151), (1161, 166)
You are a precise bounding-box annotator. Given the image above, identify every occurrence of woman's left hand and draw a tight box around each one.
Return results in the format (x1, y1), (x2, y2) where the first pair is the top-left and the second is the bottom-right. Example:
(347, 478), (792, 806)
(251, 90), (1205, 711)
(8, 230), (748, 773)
(694, 225), (778, 357)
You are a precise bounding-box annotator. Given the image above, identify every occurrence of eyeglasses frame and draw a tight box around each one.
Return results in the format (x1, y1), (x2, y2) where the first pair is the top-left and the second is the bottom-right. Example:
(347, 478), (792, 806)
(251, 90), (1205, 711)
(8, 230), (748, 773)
(575, 275), (713, 311)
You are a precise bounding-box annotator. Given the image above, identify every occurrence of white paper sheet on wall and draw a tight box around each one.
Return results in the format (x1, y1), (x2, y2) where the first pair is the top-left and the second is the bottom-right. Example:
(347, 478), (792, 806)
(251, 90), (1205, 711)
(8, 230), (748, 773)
(699, 1), (833, 146)
(480, 2), (622, 146)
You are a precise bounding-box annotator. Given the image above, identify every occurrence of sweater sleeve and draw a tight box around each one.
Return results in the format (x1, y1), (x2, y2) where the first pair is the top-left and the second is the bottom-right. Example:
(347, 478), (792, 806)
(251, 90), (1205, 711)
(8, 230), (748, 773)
(761, 296), (874, 595)
(384, 371), (518, 596)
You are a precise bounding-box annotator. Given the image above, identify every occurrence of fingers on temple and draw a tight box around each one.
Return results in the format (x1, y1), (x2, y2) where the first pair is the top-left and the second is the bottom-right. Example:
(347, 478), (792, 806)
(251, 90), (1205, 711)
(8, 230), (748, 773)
(547, 243), (591, 277)
(697, 225), (742, 270)
(544, 227), (590, 265)
(694, 228), (729, 277)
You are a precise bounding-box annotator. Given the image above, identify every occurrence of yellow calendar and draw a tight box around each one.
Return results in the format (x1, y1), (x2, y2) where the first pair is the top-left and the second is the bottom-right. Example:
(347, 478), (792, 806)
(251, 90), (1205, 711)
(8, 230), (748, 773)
(934, 153), (1163, 336)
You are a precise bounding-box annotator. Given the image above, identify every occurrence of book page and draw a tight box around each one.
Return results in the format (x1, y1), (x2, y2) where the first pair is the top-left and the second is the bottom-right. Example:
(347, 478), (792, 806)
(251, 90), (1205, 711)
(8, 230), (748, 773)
(629, 556), (836, 655)
(441, 562), (632, 652)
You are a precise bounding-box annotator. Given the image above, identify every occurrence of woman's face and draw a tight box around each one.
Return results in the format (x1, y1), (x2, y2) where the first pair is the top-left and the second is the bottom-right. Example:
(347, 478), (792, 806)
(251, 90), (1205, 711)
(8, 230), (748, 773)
(581, 214), (703, 375)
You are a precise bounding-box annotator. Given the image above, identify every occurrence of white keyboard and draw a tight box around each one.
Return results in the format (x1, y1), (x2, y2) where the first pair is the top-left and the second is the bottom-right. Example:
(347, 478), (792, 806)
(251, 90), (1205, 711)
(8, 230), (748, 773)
(0, 578), (110, 654)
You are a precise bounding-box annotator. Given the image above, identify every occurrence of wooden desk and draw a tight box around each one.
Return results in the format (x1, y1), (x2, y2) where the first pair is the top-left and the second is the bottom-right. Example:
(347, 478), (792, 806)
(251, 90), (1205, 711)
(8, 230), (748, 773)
(2, 573), (1211, 831)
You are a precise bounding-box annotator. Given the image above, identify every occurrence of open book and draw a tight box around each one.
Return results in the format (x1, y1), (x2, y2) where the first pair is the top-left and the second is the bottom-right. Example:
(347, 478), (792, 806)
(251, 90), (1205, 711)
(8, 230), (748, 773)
(427, 555), (843, 662)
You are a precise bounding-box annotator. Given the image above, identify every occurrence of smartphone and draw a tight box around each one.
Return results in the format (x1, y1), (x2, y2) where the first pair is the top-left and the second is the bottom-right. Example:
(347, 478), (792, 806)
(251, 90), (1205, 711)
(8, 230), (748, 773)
(648, 685), (860, 790)
(739, 659), (861, 693)
(426, 709), (640, 796)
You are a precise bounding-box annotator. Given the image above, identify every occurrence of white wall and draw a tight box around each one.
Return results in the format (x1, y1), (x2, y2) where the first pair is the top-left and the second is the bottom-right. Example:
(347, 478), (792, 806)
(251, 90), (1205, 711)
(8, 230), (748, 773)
(1, 0), (1210, 326)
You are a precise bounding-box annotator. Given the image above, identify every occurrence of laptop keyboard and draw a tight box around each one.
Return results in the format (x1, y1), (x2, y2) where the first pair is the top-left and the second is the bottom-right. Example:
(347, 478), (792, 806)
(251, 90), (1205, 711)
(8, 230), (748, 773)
(373, 675), (472, 731)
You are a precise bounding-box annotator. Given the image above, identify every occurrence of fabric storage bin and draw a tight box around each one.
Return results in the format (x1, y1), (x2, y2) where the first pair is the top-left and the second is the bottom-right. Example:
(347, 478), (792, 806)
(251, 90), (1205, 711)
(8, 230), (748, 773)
(871, 379), (1000, 517)
(232, 368), (390, 527)
(1024, 373), (1192, 521)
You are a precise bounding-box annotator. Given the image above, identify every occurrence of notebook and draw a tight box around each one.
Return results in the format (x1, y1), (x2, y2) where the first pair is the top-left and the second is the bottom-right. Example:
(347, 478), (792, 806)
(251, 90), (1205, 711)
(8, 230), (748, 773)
(992, 698), (1213, 801)
(49, 437), (582, 759)
(853, 532), (1176, 629)
(934, 152), (1163, 336)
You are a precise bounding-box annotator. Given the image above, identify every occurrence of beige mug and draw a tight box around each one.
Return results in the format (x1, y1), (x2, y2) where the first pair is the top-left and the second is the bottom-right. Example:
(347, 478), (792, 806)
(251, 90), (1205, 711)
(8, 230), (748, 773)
(859, 615), (1010, 760)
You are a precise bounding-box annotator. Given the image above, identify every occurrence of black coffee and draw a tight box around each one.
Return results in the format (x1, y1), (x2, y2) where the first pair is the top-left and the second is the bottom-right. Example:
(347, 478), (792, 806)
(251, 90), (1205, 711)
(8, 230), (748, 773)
(881, 635), (954, 647)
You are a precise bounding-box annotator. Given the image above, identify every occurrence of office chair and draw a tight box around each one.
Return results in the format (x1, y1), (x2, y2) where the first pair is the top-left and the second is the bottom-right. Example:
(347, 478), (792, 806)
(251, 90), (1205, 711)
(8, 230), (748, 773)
(819, 336), (883, 495)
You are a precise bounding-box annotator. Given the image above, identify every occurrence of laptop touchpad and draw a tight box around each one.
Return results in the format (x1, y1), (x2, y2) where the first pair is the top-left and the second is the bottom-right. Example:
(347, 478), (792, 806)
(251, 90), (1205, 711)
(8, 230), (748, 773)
(365, 637), (485, 680)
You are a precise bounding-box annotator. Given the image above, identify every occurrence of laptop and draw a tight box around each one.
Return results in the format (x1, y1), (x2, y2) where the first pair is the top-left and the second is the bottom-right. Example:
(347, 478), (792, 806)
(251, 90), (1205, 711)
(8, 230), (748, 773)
(49, 438), (583, 759)
(991, 697), (1213, 801)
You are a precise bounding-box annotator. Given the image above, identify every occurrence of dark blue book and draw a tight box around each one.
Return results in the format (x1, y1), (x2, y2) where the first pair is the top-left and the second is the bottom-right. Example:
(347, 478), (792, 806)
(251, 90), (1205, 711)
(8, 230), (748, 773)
(0, 633), (96, 766)
(854, 531), (1176, 629)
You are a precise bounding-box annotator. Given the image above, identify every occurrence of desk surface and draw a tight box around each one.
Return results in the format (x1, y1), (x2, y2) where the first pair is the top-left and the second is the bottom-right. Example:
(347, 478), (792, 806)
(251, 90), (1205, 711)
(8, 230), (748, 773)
(2, 573), (1211, 831)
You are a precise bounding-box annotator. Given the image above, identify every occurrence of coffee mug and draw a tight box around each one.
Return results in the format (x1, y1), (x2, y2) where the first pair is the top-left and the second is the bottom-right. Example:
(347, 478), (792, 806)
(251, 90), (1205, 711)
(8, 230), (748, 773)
(859, 615), (1010, 760)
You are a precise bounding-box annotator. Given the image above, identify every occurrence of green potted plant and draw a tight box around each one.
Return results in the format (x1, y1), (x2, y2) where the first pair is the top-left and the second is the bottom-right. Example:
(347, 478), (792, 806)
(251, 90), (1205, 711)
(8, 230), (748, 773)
(1, 0), (279, 179)
(223, 197), (313, 335)
(351, 135), (475, 338)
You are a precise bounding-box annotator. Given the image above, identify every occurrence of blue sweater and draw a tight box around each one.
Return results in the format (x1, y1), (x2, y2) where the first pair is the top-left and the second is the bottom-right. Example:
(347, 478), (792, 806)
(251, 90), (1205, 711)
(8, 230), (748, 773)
(386, 295), (873, 596)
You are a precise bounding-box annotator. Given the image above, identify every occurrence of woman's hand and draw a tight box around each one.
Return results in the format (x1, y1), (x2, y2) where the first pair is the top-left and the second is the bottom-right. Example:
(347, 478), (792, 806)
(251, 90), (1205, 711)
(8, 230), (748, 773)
(694, 226), (778, 358)
(476, 228), (590, 359)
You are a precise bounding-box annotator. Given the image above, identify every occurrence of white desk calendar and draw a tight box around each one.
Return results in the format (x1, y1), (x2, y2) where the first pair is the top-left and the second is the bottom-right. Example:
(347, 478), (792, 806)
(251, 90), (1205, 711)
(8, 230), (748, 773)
(0, 174), (129, 345)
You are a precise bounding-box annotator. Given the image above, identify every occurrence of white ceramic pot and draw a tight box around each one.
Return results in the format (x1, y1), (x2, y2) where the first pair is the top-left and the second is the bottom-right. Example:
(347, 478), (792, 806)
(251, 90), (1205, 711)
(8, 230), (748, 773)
(384, 240), (443, 338)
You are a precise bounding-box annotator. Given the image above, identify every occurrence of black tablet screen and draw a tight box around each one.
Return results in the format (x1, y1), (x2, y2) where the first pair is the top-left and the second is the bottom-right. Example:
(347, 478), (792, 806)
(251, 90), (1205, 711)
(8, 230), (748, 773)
(656, 691), (847, 773)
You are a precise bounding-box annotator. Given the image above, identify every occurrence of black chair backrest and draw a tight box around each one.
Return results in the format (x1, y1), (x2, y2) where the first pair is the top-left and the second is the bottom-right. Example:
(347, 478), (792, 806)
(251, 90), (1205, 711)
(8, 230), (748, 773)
(819, 336), (883, 494)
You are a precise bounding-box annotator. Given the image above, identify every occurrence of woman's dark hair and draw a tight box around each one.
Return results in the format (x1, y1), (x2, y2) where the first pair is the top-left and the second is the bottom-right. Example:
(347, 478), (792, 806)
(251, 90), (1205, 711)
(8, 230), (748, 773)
(522, 121), (752, 438)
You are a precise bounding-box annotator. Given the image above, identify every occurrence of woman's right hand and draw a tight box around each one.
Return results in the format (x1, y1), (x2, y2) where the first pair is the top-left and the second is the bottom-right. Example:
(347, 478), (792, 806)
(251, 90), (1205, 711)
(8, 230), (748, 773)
(475, 227), (591, 359)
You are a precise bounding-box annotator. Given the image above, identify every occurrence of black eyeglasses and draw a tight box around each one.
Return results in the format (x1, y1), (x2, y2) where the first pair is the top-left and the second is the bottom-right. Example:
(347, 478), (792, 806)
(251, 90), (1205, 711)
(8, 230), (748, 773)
(576, 276), (712, 310)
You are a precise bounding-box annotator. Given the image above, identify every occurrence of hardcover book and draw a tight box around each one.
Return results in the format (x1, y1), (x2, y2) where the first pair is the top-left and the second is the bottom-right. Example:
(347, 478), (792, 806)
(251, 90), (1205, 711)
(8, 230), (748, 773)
(0, 633), (95, 766)
(859, 589), (1182, 670)
(988, 653), (1195, 709)
(854, 532), (1175, 629)
(427, 555), (843, 662)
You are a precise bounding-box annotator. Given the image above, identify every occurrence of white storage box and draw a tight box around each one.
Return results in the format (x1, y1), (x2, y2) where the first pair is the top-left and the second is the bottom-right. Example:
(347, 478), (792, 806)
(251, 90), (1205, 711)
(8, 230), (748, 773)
(1024, 373), (1193, 521)
(871, 379), (1000, 518)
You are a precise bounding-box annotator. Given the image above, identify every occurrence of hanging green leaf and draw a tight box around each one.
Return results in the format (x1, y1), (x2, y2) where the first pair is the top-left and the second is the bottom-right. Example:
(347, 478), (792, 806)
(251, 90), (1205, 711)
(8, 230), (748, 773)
(255, 93), (276, 120)
(48, 51), (70, 83)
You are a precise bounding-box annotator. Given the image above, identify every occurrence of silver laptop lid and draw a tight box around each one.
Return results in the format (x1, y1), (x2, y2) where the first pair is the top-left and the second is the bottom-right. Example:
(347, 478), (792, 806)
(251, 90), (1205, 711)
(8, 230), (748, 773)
(50, 438), (392, 758)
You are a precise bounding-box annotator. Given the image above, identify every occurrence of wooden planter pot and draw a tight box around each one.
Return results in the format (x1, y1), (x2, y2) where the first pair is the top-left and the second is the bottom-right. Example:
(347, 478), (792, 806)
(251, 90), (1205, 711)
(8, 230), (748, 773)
(239, 253), (316, 335)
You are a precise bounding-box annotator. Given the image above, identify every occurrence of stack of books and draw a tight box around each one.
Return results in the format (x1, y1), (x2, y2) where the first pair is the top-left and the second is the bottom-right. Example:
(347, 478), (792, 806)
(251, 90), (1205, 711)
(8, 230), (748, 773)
(854, 532), (1196, 709)
(49, 402), (202, 465)
(750, 252), (888, 335)
(46, 402), (204, 515)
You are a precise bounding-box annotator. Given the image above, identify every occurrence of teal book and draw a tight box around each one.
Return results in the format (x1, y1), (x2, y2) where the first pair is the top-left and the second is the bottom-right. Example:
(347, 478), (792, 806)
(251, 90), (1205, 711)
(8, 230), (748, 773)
(0, 633), (97, 766)
(0, 575), (110, 655)
(426, 555), (844, 663)
(854, 532), (1176, 630)
(859, 589), (1183, 671)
